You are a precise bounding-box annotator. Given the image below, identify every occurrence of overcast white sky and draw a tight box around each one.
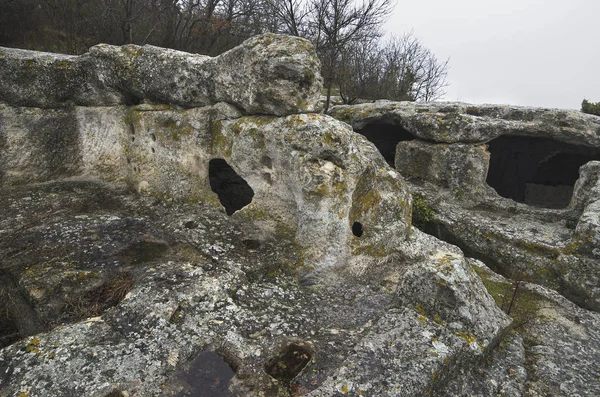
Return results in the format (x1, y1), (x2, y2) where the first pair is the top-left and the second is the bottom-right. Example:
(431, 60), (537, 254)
(384, 0), (600, 109)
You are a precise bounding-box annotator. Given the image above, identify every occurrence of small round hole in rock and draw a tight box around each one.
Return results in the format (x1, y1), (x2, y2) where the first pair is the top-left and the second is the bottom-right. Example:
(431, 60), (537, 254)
(150, 133), (156, 142)
(352, 222), (364, 237)
(265, 343), (312, 381)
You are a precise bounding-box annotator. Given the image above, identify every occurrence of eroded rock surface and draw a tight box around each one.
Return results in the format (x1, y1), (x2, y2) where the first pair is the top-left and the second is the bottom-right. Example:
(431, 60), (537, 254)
(330, 101), (600, 312)
(1, 38), (599, 397)
(329, 101), (600, 145)
(0, 180), (508, 397)
(0, 33), (322, 115)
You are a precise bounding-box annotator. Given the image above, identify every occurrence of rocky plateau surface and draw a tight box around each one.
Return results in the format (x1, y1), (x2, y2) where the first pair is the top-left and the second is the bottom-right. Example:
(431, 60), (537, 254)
(0, 35), (599, 396)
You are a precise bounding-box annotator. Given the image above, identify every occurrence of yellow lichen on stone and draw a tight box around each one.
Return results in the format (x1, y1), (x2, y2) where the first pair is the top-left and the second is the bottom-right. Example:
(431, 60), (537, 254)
(26, 337), (41, 353)
(54, 60), (71, 70)
(455, 330), (477, 345)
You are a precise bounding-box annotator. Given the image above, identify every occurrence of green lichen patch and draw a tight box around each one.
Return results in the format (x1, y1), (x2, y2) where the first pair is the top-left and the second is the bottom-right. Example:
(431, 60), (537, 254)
(25, 337), (41, 353)
(64, 271), (100, 282)
(471, 264), (548, 331)
(412, 193), (435, 230)
(210, 119), (230, 157)
(349, 170), (382, 223)
(53, 60), (71, 70)
(514, 240), (560, 260)
(351, 243), (389, 257)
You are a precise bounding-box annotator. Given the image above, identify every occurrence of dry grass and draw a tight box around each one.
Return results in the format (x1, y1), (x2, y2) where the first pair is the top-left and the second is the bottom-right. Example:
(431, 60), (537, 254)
(63, 272), (135, 320)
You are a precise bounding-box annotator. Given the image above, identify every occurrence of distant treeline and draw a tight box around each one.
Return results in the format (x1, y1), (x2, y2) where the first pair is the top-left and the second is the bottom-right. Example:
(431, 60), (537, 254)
(0, 0), (449, 107)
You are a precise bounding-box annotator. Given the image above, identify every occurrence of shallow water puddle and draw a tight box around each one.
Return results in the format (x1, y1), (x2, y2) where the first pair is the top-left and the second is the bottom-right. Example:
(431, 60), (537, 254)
(162, 350), (235, 396)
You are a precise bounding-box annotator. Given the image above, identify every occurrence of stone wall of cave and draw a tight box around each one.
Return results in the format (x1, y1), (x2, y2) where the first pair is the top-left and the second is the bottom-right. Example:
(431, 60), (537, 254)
(354, 123), (414, 166)
(486, 135), (600, 208)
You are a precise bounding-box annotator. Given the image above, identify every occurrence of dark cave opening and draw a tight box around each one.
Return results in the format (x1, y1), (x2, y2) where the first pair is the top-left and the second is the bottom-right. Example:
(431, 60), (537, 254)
(354, 123), (414, 166)
(209, 158), (254, 215)
(486, 136), (600, 208)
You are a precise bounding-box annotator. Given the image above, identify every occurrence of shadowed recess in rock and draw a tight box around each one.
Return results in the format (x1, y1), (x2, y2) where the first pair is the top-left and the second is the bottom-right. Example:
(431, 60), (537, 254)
(242, 239), (261, 250)
(117, 241), (169, 265)
(0, 313), (19, 349)
(354, 123), (414, 166)
(486, 136), (600, 208)
(163, 350), (236, 396)
(60, 272), (135, 323)
(265, 343), (312, 381)
(0, 270), (46, 348)
(209, 158), (254, 215)
(352, 221), (364, 237)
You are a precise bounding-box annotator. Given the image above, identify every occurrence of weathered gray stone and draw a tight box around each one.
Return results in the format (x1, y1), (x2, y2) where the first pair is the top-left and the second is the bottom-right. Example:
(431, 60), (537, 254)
(218, 114), (412, 275)
(2, 37), (600, 397)
(0, 181), (510, 397)
(465, 261), (600, 397)
(0, 33), (322, 115)
(329, 101), (600, 145)
(396, 247), (509, 342)
(330, 101), (600, 312)
(569, 162), (600, 259)
(0, 48), (121, 108)
(411, 183), (600, 311)
(1, 103), (412, 274)
(519, 282), (600, 397)
(395, 140), (490, 195)
(445, 332), (527, 397)
(0, 104), (82, 184)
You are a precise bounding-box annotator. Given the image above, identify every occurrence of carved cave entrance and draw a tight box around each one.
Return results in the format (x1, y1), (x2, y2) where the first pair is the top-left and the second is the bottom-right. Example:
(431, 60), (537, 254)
(354, 123), (414, 166)
(209, 158), (254, 215)
(486, 135), (600, 208)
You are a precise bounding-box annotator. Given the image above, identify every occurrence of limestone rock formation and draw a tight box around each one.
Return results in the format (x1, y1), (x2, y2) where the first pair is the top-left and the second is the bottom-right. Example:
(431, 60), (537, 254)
(330, 101), (600, 313)
(329, 101), (600, 145)
(0, 181), (511, 396)
(0, 33), (322, 115)
(0, 36), (599, 396)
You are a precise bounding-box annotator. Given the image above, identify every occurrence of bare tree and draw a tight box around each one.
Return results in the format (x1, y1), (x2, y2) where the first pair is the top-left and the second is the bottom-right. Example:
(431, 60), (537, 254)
(0, 0), (450, 104)
(337, 38), (381, 103)
(268, 0), (310, 36)
(335, 33), (449, 104)
(310, 0), (392, 111)
(383, 34), (449, 101)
